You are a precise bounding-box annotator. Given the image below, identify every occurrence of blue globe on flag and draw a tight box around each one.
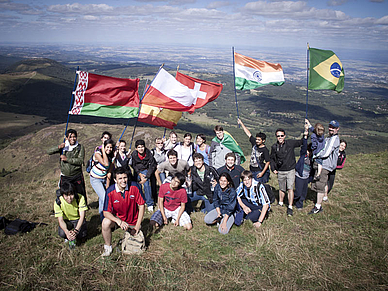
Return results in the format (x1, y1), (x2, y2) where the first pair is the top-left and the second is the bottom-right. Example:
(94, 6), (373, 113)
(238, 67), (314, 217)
(330, 63), (342, 78)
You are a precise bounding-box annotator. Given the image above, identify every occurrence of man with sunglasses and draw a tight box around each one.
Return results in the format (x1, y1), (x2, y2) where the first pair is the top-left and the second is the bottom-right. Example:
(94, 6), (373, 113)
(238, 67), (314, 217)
(270, 126), (306, 216)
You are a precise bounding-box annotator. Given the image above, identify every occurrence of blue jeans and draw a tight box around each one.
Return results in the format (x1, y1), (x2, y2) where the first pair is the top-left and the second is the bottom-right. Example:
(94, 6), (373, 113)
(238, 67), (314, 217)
(137, 170), (154, 207)
(187, 191), (214, 213)
(294, 176), (309, 209)
(90, 176), (106, 217)
(204, 209), (235, 235)
(252, 169), (270, 183)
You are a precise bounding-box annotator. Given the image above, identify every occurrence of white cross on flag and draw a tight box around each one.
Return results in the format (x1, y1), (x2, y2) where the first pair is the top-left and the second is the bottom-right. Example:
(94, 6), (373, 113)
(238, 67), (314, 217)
(141, 68), (223, 113)
(176, 71), (223, 112)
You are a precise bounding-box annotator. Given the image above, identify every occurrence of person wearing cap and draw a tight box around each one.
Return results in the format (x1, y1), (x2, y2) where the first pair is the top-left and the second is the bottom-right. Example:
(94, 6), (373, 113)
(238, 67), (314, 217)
(309, 120), (340, 215)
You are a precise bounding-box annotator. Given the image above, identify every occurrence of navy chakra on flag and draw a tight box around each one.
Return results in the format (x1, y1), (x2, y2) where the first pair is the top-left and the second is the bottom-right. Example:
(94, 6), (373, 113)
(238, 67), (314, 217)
(253, 71), (262, 82)
(330, 63), (341, 78)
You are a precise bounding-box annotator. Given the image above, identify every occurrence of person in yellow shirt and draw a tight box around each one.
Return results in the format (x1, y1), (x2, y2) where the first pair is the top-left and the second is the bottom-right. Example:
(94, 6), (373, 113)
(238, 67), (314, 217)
(54, 182), (87, 246)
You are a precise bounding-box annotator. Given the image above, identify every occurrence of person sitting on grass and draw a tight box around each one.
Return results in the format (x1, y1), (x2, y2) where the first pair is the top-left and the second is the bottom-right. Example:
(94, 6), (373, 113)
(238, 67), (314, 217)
(54, 182), (87, 248)
(130, 139), (157, 213)
(150, 172), (192, 230)
(236, 170), (271, 228)
(155, 149), (191, 185)
(102, 167), (145, 257)
(189, 152), (219, 213)
(217, 152), (245, 189)
(204, 172), (237, 235)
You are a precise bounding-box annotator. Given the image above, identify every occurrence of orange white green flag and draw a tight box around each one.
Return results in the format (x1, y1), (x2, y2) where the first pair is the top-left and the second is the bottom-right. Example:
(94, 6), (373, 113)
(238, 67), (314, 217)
(234, 52), (285, 90)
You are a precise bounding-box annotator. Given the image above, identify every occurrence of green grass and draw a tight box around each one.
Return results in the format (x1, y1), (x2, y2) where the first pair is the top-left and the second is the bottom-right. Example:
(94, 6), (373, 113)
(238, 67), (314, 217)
(0, 125), (387, 290)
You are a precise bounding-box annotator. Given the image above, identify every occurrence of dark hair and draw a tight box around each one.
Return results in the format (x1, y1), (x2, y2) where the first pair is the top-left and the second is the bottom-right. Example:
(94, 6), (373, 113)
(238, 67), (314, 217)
(167, 149), (178, 158)
(241, 170), (253, 180)
(113, 167), (128, 180)
(104, 139), (115, 159)
(219, 172), (234, 189)
(225, 152), (235, 161)
(101, 131), (112, 139)
(119, 139), (126, 145)
(275, 128), (285, 136)
(196, 134), (206, 143)
(184, 133), (192, 139)
(60, 181), (75, 196)
(192, 152), (204, 161)
(66, 129), (77, 138)
(169, 131), (177, 137)
(214, 125), (223, 132)
(340, 139), (347, 147)
(172, 172), (186, 188)
(256, 132), (266, 141)
(135, 139), (145, 148)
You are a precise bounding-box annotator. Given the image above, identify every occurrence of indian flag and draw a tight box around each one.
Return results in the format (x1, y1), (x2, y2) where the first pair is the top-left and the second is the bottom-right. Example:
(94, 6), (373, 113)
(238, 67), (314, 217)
(234, 52), (285, 90)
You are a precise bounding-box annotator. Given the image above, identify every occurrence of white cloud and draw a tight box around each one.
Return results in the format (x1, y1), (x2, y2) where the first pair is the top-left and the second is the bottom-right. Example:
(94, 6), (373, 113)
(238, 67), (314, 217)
(47, 3), (114, 15)
(327, 0), (349, 6)
(376, 15), (388, 24)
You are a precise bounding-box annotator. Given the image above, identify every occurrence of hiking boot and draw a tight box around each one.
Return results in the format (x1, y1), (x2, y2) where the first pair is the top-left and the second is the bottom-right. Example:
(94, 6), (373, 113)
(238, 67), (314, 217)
(308, 206), (323, 215)
(287, 207), (293, 216)
(102, 245), (112, 257)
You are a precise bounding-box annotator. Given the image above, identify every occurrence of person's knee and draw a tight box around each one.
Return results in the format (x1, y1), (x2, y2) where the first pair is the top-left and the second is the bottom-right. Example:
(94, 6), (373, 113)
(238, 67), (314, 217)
(102, 218), (114, 231)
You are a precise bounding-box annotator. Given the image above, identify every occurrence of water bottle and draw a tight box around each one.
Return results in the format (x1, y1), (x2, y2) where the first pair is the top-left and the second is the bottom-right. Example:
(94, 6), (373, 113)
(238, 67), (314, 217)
(69, 239), (76, 250)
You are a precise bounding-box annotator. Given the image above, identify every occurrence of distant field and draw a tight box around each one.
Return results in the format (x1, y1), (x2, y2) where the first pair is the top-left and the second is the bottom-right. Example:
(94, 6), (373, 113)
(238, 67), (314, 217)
(0, 111), (48, 148)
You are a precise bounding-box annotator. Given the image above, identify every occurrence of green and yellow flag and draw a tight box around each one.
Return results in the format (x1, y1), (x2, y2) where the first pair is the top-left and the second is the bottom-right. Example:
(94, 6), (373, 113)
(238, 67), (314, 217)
(308, 48), (344, 93)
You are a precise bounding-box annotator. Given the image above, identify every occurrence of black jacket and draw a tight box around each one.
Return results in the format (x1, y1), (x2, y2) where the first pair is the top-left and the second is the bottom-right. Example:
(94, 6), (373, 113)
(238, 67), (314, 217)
(130, 148), (156, 179)
(191, 163), (219, 203)
(270, 138), (303, 172)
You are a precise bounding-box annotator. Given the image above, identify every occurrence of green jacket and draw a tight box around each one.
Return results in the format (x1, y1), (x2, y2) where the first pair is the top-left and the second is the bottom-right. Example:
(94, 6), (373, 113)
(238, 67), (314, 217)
(47, 143), (85, 177)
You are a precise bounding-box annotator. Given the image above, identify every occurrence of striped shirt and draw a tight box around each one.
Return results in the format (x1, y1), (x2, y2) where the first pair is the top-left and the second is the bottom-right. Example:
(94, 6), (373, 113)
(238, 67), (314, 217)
(236, 180), (271, 207)
(90, 151), (110, 179)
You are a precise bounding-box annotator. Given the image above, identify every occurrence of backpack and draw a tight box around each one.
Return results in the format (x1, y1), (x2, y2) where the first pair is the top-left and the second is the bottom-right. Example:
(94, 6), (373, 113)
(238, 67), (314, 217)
(55, 189), (80, 206)
(194, 144), (210, 155)
(261, 183), (275, 204)
(0, 216), (10, 230)
(121, 230), (145, 255)
(85, 153), (94, 173)
(4, 219), (36, 235)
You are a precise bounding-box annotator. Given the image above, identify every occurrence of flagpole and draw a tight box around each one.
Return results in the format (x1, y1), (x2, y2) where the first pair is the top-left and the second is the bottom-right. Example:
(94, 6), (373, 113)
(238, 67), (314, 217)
(163, 128), (167, 139)
(232, 47), (240, 126)
(126, 64), (165, 150)
(306, 43), (310, 119)
(63, 66), (79, 144)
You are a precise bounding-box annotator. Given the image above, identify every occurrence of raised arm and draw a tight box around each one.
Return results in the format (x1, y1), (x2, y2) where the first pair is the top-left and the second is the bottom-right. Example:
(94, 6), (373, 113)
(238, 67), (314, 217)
(237, 118), (252, 138)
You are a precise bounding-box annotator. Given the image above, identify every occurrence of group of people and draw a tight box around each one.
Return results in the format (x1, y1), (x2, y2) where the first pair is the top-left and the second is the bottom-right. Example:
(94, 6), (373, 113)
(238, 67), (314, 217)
(48, 118), (347, 256)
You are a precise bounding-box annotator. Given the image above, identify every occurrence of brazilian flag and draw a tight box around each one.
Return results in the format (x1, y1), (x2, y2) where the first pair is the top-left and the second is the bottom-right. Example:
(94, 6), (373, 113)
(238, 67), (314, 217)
(308, 48), (344, 93)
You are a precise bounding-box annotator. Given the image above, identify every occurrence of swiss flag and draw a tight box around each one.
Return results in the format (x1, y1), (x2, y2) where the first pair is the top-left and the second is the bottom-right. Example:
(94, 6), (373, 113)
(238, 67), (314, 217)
(175, 71), (223, 112)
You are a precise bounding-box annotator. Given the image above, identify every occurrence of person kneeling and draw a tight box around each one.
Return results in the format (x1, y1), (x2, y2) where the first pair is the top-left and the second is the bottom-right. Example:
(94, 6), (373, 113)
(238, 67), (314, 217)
(150, 173), (192, 230)
(204, 172), (237, 235)
(236, 170), (271, 228)
(54, 182), (87, 248)
(102, 167), (145, 257)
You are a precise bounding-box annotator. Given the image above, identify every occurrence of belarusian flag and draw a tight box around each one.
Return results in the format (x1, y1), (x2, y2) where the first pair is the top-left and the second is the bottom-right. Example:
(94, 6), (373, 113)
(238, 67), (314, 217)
(138, 104), (182, 129)
(308, 48), (344, 93)
(234, 52), (285, 90)
(70, 71), (139, 118)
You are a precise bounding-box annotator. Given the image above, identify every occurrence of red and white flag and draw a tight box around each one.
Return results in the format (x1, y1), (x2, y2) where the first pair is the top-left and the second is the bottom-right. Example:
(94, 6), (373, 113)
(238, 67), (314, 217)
(175, 71), (223, 111)
(141, 68), (196, 112)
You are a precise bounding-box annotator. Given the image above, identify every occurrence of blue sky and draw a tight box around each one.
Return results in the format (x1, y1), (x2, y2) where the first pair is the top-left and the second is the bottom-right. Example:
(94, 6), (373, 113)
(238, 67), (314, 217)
(0, 0), (387, 51)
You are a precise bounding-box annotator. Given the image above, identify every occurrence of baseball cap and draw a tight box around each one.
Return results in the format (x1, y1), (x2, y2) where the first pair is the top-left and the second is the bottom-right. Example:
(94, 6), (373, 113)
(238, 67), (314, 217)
(329, 120), (340, 128)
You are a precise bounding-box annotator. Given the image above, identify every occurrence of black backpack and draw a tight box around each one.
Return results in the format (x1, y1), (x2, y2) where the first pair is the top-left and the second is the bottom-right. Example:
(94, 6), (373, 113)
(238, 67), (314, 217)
(4, 219), (37, 235)
(261, 183), (276, 204)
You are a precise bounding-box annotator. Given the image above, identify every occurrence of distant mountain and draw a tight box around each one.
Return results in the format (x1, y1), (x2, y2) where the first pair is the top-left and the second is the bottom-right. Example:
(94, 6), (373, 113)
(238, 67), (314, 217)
(0, 55), (23, 73)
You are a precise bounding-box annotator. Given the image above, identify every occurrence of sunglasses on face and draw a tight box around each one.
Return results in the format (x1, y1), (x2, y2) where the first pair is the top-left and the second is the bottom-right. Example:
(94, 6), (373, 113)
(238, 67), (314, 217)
(277, 135), (285, 137)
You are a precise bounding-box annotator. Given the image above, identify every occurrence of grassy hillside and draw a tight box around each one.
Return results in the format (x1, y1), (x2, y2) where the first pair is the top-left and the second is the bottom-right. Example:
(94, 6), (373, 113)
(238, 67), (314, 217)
(0, 124), (387, 290)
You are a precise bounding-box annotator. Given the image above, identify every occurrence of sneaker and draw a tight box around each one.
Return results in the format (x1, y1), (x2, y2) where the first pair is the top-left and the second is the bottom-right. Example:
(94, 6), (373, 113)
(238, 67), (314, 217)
(102, 245), (112, 257)
(322, 196), (328, 202)
(287, 207), (293, 216)
(276, 202), (284, 207)
(308, 206), (323, 215)
(147, 206), (154, 213)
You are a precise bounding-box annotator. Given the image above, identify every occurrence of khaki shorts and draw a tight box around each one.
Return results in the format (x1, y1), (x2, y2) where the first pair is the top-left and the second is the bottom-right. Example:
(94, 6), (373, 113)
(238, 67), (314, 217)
(311, 168), (330, 193)
(278, 169), (296, 192)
